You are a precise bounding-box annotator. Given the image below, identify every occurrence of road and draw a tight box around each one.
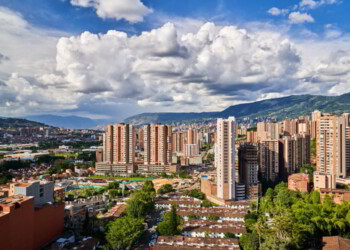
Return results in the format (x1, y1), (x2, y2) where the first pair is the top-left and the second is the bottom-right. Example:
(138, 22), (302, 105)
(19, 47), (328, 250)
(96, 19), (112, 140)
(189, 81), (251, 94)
(136, 209), (164, 249)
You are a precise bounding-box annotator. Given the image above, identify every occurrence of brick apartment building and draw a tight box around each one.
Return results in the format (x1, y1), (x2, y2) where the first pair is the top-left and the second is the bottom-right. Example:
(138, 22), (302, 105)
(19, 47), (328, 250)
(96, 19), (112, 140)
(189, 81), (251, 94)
(0, 195), (64, 250)
(288, 173), (310, 193)
(319, 189), (350, 204)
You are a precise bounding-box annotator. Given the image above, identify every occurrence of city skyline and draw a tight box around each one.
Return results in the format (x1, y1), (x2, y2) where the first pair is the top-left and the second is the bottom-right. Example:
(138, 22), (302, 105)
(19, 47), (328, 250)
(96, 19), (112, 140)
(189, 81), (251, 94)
(1, 0), (350, 121)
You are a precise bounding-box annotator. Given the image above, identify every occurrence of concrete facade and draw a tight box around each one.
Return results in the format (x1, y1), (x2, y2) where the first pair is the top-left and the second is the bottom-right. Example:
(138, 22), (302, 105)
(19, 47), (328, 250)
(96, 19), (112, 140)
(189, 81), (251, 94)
(10, 181), (53, 206)
(144, 124), (172, 165)
(215, 117), (236, 200)
(260, 139), (281, 182)
(316, 116), (348, 188)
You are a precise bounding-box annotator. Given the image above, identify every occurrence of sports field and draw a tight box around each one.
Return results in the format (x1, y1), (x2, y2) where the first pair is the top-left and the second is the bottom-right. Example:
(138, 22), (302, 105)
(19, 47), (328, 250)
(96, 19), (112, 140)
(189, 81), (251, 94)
(89, 176), (157, 181)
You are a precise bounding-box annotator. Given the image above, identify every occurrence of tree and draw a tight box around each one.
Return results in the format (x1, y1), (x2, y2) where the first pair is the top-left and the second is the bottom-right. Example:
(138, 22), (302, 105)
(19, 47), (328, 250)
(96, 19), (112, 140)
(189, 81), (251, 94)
(157, 205), (182, 236)
(275, 189), (299, 208)
(201, 199), (213, 208)
(160, 172), (168, 178)
(274, 182), (288, 194)
(184, 189), (205, 200)
(187, 214), (199, 220)
(126, 190), (155, 218)
(179, 170), (191, 179)
(265, 188), (275, 201)
(157, 184), (174, 195)
(248, 178), (350, 249)
(311, 191), (321, 204)
(107, 181), (120, 190)
(311, 138), (316, 157)
(169, 204), (180, 233)
(300, 164), (316, 177)
(224, 232), (238, 238)
(109, 189), (120, 198)
(206, 153), (214, 162)
(244, 212), (258, 231)
(142, 180), (156, 193)
(106, 217), (144, 250)
(240, 232), (259, 250)
(84, 189), (93, 198)
(208, 215), (220, 220)
(260, 236), (290, 250)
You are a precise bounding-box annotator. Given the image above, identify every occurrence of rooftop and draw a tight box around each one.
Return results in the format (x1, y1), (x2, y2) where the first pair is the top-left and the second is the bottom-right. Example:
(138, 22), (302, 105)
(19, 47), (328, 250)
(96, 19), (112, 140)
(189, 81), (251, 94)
(322, 236), (350, 250)
(104, 204), (126, 219)
(177, 207), (247, 218)
(154, 236), (239, 249)
(320, 189), (350, 194)
(0, 195), (33, 217)
(288, 173), (309, 181)
(0, 195), (32, 205)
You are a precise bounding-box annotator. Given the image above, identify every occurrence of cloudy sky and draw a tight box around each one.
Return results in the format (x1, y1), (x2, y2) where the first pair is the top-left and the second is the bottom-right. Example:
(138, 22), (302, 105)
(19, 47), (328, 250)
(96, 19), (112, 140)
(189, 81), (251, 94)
(1, 0), (350, 121)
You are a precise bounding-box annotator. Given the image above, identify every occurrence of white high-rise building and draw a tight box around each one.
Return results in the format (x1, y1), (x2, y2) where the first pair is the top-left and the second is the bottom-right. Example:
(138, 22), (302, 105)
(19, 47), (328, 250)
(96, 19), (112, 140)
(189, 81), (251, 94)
(215, 117), (236, 200)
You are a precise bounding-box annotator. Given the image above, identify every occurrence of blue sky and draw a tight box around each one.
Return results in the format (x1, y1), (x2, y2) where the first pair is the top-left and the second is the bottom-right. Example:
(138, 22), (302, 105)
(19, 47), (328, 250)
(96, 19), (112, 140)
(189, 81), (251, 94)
(2, 0), (349, 34)
(0, 0), (350, 121)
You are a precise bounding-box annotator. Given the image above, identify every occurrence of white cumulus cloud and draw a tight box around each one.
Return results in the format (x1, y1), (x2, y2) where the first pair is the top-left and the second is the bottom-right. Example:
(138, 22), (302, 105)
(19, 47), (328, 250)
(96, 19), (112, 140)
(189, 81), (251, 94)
(2, 6), (350, 118)
(288, 12), (315, 24)
(52, 22), (302, 111)
(267, 7), (289, 16)
(300, 0), (340, 9)
(70, 0), (153, 23)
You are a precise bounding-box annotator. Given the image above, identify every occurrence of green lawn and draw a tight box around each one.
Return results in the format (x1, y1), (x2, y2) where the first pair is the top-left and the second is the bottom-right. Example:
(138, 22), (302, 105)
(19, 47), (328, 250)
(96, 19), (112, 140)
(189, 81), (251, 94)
(89, 176), (157, 181)
(55, 152), (77, 158)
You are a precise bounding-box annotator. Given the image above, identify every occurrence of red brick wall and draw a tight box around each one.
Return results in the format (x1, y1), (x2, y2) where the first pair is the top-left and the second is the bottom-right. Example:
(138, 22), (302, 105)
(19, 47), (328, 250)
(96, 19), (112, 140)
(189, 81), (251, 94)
(201, 179), (217, 197)
(0, 200), (64, 250)
(0, 198), (35, 250)
(34, 203), (64, 249)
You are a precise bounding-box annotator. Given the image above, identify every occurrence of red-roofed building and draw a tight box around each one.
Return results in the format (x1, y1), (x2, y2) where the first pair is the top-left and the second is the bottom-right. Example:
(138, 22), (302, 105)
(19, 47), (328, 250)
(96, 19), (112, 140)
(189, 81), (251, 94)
(288, 173), (310, 193)
(322, 236), (350, 250)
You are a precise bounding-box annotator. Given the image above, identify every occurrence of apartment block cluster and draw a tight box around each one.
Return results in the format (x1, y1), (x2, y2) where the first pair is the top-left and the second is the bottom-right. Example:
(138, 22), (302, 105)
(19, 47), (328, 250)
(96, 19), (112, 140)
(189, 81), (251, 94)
(172, 127), (215, 165)
(201, 113), (317, 202)
(96, 123), (214, 176)
(0, 179), (64, 249)
(247, 110), (350, 204)
(96, 123), (177, 176)
(286, 111), (350, 198)
(311, 111), (350, 204)
(200, 117), (261, 202)
(153, 192), (250, 249)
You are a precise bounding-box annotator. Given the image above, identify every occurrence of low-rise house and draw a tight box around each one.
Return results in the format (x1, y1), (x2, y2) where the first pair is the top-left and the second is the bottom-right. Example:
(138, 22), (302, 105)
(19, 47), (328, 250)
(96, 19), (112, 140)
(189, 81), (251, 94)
(155, 197), (202, 209)
(153, 236), (240, 249)
(183, 220), (246, 238)
(177, 207), (247, 222)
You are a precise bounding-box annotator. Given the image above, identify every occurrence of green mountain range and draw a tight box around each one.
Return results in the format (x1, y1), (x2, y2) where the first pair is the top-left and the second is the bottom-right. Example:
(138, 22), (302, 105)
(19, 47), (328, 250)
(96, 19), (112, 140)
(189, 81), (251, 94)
(124, 93), (350, 125)
(0, 117), (46, 129)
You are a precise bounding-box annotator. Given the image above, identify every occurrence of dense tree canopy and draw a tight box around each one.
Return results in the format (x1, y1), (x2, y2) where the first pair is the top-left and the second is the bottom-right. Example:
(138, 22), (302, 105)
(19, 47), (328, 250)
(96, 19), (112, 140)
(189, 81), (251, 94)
(184, 189), (205, 200)
(299, 164), (316, 177)
(142, 180), (156, 193)
(157, 184), (174, 195)
(240, 182), (350, 250)
(157, 205), (183, 236)
(106, 216), (145, 250)
(126, 180), (156, 219)
(107, 181), (120, 190)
